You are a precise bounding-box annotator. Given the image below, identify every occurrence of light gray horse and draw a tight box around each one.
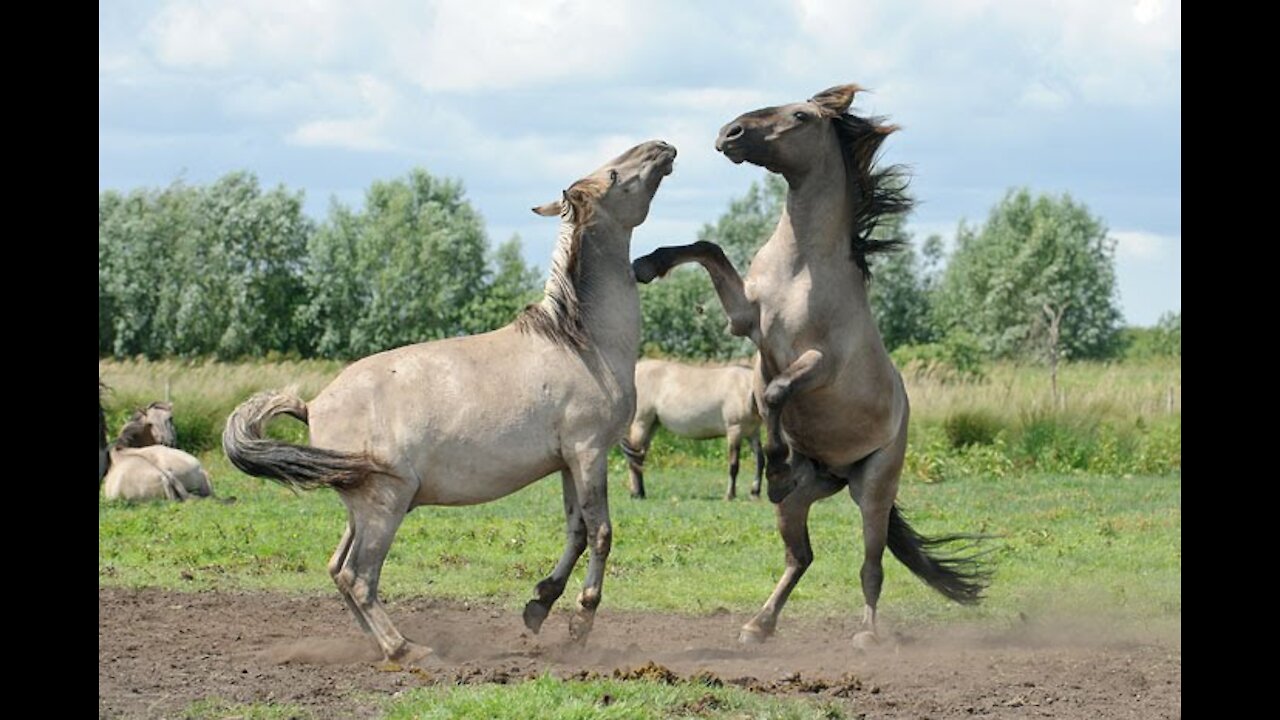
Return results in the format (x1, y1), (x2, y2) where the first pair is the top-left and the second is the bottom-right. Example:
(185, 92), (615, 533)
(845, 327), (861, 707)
(223, 140), (676, 663)
(634, 85), (987, 647)
(621, 359), (762, 500)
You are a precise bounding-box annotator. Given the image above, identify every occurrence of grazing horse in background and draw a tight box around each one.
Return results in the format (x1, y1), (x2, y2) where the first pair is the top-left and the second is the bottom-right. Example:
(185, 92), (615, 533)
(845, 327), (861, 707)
(224, 140), (677, 663)
(634, 85), (988, 647)
(621, 359), (762, 500)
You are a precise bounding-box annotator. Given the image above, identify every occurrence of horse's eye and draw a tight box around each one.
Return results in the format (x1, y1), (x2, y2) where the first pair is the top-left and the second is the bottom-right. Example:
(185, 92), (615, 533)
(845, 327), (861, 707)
(793, 111), (810, 122)
(609, 169), (620, 185)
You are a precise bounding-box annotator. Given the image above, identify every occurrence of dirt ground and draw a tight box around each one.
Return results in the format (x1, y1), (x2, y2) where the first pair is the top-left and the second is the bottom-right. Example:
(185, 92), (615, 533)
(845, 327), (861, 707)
(99, 587), (1180, 719)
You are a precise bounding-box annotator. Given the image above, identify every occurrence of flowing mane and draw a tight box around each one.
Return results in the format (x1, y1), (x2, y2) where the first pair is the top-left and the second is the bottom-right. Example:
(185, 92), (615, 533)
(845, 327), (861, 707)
(831, 111), (914, 279)
(515, 177), (608, 349)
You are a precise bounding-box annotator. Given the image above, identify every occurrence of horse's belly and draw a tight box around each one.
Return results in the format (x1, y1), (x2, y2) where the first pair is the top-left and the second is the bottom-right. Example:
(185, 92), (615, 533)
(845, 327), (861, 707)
(781, 397), (893, 467)
(415, 442), (565, 506)
(660, 410), (724, 440)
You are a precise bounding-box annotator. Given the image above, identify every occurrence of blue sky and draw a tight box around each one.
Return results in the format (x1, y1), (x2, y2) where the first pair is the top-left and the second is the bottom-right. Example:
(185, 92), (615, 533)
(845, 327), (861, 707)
(99, 0), (1181, 325)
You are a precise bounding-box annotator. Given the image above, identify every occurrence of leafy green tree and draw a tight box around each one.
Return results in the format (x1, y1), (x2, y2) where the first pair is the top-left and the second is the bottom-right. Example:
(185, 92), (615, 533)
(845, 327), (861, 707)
(460, 234), (543, 335)
(1124, 311), (1181, 359)
(867, 210), (942, 351)
(301, 169), (489, 358)
(935, 189), (1123, 360)
(98, 173), (311, 358)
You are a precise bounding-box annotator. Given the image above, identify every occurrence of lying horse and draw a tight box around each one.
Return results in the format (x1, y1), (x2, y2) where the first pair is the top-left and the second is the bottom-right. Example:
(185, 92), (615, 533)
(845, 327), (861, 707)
(634, 86), (988, 647)
(621, 359), (762, 500)
(102, 402), (212, 501)
(103, 444), (213, 501)
(224, 140), (676, 662)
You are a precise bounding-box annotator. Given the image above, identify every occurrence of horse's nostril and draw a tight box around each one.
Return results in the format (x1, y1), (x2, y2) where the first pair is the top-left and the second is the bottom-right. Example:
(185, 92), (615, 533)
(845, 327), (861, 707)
(725, 125), (744, 140)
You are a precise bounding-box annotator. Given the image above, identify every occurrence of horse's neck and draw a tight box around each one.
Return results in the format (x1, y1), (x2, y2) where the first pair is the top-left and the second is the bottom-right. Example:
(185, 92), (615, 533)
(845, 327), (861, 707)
(772, 154), (867, 297)
(576, 225), (642, 372)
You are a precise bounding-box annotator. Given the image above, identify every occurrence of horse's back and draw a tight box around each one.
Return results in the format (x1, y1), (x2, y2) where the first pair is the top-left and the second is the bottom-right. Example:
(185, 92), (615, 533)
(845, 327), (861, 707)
(308, 326), (622, 506)
(638, 360), (755, 439)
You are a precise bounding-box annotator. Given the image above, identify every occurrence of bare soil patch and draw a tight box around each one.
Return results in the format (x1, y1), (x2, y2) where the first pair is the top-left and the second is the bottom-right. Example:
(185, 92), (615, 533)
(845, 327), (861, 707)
(99, 587), (1180, 718)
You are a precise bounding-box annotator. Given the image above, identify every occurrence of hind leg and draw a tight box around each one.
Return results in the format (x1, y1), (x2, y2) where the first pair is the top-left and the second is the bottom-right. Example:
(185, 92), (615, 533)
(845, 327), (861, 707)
(845, 432), (907, 647)
(621, 413), (655, 499)
(725, 427), (743, 500)
(740, 460), (844, 643)
(523, 471), (587, 633)
(328, 522), (373, 636)
(748, 431), (763, 499)
(334, 474), (424, 662)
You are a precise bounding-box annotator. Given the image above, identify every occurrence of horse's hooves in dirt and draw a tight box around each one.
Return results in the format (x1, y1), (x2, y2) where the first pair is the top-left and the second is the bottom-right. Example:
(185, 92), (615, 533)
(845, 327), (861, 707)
(738, 625), (772, 645)
(568, 610), (595, 644)
(851, 631), (880, 651)
(389, 641), (438, 667)
(522, 600), (550, 634)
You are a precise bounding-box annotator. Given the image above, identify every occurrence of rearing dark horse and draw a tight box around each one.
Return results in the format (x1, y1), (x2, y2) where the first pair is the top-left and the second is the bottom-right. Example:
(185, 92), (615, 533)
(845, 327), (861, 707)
(633, 84), (988, 647)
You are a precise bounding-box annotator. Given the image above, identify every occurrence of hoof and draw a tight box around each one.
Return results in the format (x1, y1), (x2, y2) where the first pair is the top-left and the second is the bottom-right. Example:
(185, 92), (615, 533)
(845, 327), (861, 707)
(749, 492), (761, 501)
(568, 610), (596, 645)
(851, 631), (880, 651)
(630, 492), (646, 500)
(390, 640), (437, 666)
(523, 600), (550, 634)
(724, 493), (735, 501)
(738, 624), (772, 645)
(632, 256), (663, 284)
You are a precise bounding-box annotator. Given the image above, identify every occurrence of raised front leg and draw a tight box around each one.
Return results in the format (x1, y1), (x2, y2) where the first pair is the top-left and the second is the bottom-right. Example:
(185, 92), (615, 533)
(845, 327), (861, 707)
(762, 349), (834, 503)
(632, 241), (759, 341)
(565, 449), (613, 644)
(523, 471), (587, 633)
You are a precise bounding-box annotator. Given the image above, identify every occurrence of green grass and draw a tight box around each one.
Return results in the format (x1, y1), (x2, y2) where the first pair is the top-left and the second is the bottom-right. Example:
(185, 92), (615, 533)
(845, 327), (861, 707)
(100, 445), (1180, 627)
(381, 675), (844, 720)
(180, 698), (312, 719)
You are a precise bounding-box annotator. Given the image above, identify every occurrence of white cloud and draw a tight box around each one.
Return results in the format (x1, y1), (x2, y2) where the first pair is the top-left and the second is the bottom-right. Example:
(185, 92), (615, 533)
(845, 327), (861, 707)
(285, 75), (400, 151)
(784, 0), (1180, 110)
(393, 1), (651, 92)
(1112, 230), (1176, 261)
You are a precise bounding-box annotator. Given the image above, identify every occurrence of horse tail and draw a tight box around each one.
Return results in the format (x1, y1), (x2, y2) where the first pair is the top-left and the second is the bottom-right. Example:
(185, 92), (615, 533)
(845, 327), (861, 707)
(886, 504), (991, 605)
(223, 390), (384, 491)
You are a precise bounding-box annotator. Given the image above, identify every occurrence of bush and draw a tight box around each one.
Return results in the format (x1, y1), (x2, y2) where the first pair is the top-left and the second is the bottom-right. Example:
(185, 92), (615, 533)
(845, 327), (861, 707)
(943, 410), (1004, 448)
(893, 330), (987, 383)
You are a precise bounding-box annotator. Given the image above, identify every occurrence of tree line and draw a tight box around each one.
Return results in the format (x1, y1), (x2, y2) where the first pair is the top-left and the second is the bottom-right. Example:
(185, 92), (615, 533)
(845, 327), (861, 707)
(99, 169), (1178, 364)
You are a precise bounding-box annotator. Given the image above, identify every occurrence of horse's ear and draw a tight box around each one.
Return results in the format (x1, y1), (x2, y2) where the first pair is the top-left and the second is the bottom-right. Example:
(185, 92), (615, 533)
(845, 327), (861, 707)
(811, 84), (862, 116)
(532, 199), (563, 217)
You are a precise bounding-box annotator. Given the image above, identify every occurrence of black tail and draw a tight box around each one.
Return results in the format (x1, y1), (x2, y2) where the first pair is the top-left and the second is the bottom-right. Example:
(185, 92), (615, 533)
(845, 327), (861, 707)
(618, 439), (646, 474)
(223, 390), (384, 491)
(886, 505), (991, 605)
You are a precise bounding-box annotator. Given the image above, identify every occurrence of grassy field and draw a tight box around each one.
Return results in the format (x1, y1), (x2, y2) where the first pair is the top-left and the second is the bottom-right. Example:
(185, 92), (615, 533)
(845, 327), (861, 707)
(100, 452), (1180, 628)
(181, 677), (845, 720)
(100, 358), (1180, 718)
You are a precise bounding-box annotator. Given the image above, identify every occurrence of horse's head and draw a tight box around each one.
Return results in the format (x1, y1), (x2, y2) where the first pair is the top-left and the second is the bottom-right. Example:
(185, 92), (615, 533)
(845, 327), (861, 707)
(118, 401), (177, 449)
(533, 140), (676, 231)
(715, 84), (868, 177)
